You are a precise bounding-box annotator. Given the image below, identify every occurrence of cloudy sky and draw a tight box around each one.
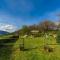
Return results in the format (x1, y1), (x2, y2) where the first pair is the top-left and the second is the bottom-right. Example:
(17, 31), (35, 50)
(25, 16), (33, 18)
(0, 0), (60, 32)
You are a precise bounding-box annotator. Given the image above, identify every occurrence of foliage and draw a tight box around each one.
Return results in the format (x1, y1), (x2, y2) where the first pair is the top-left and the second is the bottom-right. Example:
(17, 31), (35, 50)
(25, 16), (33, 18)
(38, 20), (56, 32)
(19, 20), (57, 36)
(20, 25), (30, 35)
(0, 32), (60, 60)
(14, 34), (60, 60)
(56, 30), (60, 44)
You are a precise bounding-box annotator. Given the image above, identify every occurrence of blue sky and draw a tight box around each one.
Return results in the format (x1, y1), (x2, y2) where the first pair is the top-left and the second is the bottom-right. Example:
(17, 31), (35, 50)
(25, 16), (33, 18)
(0, 0), (60, 30)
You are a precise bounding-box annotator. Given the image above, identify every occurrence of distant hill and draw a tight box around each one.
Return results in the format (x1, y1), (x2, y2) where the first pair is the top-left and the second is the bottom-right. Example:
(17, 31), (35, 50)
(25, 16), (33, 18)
(0, 30), (9, 35)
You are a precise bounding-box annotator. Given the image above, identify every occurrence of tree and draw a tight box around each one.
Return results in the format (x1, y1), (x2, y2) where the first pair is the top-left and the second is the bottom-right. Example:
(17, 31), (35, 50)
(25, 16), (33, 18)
(29, 24), (38, 31)
(57, 23), (60, 30)
(38, 20), (56, 32)
(20, 25), (30, 35)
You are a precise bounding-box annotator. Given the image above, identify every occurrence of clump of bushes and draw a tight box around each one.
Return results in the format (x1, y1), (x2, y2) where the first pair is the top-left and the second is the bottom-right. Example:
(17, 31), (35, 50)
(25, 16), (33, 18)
(32, 33), (41, 37)
(44, 45), (54, 52)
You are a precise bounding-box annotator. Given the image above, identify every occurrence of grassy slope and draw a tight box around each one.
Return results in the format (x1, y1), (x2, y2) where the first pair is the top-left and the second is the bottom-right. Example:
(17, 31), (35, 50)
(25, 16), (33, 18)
(12, 36), (60, 60)
(0, 33), (16, 60)
(0, 34), (60, 60)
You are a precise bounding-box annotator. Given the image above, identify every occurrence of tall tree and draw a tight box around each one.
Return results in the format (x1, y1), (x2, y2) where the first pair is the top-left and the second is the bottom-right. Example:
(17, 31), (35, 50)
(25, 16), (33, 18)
(38, 20), (56, 32)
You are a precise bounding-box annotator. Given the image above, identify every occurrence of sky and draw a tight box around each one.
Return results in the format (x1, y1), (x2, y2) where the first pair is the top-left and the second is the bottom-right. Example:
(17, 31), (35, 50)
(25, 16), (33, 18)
(0, 0), (60, 32)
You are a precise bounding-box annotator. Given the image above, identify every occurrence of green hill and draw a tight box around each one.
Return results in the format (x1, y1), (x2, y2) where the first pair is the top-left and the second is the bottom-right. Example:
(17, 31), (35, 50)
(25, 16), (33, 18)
(0, 32), (60, 60)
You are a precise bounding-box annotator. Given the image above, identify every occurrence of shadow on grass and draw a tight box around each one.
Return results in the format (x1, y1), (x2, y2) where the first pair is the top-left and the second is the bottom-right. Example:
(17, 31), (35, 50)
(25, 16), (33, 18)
(0, 45), (14, 60)
(0, 35), (19, 43)
(0, 36), (19, 60)
(20, 46), (39, 51)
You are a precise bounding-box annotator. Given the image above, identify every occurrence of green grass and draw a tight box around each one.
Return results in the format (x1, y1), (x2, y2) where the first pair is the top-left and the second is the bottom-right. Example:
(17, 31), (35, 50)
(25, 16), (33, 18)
(0, 34), (13, 39)
(0, 34), (60, 60)
(11, 35), (60, 60)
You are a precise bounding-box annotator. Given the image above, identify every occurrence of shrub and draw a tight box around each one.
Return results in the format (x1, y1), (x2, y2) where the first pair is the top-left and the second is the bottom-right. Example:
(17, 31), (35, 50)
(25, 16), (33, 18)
(56, 30), (60, 44)
(44, 45), (53, 52)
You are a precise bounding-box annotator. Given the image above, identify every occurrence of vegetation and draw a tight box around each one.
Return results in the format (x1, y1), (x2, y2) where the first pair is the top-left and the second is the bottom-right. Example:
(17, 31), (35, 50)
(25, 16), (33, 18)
(19, 20), (58, 36)
(0, 20), (60, 60)
(11, 35), (60, 60)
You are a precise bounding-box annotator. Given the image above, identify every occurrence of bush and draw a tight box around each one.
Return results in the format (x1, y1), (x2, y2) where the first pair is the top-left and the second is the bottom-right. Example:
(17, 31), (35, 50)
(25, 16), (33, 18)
(44, 45), (53, 52)
(56, 30), (60, 44)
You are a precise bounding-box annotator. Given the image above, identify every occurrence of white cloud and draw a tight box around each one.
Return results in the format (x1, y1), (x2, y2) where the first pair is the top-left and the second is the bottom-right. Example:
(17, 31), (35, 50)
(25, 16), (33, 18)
(0, 11), (23, 29)
(0, 23), (17, 32)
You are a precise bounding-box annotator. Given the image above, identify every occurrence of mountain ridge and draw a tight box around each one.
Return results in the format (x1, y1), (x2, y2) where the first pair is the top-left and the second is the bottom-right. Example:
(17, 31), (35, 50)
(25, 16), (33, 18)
(0, 30), (9, 35)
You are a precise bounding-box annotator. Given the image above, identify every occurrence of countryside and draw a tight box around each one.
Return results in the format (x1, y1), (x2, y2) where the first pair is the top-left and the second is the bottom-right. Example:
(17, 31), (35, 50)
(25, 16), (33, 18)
(0, 0), (60, 60)
(0, 20), (60, 60)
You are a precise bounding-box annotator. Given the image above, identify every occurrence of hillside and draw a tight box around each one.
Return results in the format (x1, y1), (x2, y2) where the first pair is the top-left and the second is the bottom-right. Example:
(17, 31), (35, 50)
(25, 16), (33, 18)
(0, 31), (60, 60)
(11, 35), (60, 60)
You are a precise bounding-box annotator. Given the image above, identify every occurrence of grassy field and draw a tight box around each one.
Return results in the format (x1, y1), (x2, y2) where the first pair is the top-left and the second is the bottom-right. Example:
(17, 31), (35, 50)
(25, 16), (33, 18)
(11, 35), (60, 60)
(0, 34), (60, 60)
